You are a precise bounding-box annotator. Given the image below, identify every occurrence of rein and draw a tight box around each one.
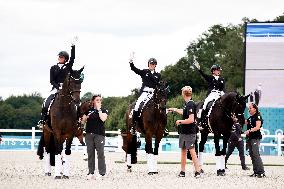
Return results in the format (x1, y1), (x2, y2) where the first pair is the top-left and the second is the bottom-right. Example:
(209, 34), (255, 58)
(218, 96), (243, 120)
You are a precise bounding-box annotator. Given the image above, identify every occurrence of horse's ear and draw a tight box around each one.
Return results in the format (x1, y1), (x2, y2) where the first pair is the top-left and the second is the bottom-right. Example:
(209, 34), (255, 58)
(239, 94), (250, 102)
(79, 66), (85, 73)
(244, 94), (250, 100)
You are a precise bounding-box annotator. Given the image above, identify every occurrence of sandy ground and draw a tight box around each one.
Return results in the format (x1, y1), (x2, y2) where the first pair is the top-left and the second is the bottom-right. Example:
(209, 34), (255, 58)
(0, 151), (283, 189)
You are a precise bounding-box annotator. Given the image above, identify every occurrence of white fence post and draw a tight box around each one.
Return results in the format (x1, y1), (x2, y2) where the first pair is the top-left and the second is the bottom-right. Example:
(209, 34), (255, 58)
(31, 127), (35, 151)
(117, 129), (123, 152)
(277, 133), (282, 156)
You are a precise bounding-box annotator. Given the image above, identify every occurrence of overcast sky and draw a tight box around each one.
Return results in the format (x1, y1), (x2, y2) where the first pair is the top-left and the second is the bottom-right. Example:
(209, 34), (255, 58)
(0, 0), (283, 99)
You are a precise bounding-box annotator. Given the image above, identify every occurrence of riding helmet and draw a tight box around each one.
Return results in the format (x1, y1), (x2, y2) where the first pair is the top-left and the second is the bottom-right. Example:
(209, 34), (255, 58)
(58, 51), (69, 62)
(148, 58), (157, 65)
(211, 64), (222, 72)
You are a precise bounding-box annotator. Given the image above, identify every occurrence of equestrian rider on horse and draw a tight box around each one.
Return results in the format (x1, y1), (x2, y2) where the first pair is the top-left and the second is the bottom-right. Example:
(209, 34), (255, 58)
(37, 44), (75, 128)
(193, 60), (225, 123)
(129, 57), (161, 126)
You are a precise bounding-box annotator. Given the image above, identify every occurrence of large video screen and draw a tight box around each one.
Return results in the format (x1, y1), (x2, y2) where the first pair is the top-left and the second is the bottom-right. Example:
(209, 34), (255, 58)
(245, 23), (284, 108)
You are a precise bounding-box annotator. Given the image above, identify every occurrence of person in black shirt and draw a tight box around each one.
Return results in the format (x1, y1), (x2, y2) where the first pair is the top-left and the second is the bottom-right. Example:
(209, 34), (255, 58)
(82, 94), (108, 180)
(244, 103), (265, 178)
(37, 42), (76, 128)
(129, 53), (161, 126)
(225, 115), (249, 170)
(168, 86), (201, 178)
(193, 60), (225, 122)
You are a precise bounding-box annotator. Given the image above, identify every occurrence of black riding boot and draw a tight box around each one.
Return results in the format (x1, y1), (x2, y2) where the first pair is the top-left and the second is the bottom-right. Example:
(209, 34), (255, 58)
(132, 110), (139, 126)
(38, 94), (54, 128)
(37, 135), (45, 160)
(37, 107), (48, 129)
(200, 109), (208, 127)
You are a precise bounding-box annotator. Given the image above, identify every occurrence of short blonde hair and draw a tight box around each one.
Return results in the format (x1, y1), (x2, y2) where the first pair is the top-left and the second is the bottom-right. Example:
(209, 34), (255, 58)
(181, 86), (192, 97)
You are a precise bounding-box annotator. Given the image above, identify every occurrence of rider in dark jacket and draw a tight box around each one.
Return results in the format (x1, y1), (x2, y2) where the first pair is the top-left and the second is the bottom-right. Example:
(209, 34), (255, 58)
(193, 60), (225, 123)
(129, 56), (161, 126)
(37, 44), (75, 128)
(37, 42), (76, 161)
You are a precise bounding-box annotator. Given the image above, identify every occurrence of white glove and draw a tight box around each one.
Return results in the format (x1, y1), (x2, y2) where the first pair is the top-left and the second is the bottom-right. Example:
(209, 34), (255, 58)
(71, 36), (78, 45)
(129, 51), (135, 63)
(193, 60), (200, 70)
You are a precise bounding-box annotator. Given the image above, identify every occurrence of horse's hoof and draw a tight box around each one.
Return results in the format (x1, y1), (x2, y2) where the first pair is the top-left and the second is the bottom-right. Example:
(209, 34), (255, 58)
(54, 176), (62, 179)
(148, 172), (158, 175)
(217, 170), (225, 176)
(45, 172), (51, 176)
(127, 168), (132, 173)
(62, 175), (69, 179)
(127, 165), (132, 172)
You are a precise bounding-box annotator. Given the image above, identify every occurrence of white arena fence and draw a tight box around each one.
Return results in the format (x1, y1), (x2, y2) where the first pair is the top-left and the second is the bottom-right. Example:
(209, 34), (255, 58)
(0, 128), (283, 156)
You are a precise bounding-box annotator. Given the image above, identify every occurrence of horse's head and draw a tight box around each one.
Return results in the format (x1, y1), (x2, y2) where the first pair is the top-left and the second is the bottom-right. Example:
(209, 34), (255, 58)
(153, 80), (169, 110)
(231, 93), (250, 125)
(61, 66), (84, 104)
(69, 67), (84, 104)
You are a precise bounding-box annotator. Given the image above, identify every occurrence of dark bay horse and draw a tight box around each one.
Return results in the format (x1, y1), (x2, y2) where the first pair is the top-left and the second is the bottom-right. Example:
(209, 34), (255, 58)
(123, 81), (168, 174)
(43, 67), (84, 179)
(197, 91), (249, 176)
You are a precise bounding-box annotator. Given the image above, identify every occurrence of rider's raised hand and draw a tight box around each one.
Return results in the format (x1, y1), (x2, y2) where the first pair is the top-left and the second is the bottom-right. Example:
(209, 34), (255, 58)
(71, 36), (78, 46)
(193, 60), (200, 70)
(129, 51), (135, 63)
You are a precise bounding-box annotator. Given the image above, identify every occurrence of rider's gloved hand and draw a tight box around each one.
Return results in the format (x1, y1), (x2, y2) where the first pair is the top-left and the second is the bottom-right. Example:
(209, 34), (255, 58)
(71, 36), (78, 46)
(193, 60), (200, 70)
(129, 52), (135, 63)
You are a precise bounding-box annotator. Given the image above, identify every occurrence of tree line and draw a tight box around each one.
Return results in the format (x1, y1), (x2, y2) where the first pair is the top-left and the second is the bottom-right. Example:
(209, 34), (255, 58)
(1, 14), (283, 133)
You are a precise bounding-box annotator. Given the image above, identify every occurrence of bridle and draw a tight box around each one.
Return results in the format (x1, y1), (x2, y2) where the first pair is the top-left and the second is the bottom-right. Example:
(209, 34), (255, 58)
(153, 86), (167, 111)
(59, 73), (82, 104)
(218, 95), (244, 121)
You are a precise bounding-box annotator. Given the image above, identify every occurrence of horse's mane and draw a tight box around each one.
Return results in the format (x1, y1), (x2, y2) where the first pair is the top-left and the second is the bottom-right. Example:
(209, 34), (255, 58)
(220, 91), (238, 105)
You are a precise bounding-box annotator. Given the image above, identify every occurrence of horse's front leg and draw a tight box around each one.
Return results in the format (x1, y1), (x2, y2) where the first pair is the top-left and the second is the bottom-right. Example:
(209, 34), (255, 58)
(150, 131), (163, 174)
(221, 135), (229, 156)
(198, 131), (208, 169)
(126, 133), (137, 172)
(62, 137), (73, 179)
(53, 130), (63, 179)
(214, 135), (225, 176)
(145, 133), (155, 175)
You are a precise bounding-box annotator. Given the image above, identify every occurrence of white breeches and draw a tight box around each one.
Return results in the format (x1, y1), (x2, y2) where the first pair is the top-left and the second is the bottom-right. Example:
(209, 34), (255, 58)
(134, 87), (154, 111)
(202, 90), (224, 110)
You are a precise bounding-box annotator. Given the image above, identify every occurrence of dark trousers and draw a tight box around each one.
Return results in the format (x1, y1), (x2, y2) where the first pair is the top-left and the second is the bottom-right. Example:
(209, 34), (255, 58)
(225, 138), (246, 168)
(247, 139), (265, 174)
(85, 133), (106, 175)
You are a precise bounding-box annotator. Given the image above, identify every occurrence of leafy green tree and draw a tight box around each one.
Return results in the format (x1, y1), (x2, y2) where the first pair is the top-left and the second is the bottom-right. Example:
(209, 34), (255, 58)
(0, 93), (43, 129)
(81, 92), (94, 102)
